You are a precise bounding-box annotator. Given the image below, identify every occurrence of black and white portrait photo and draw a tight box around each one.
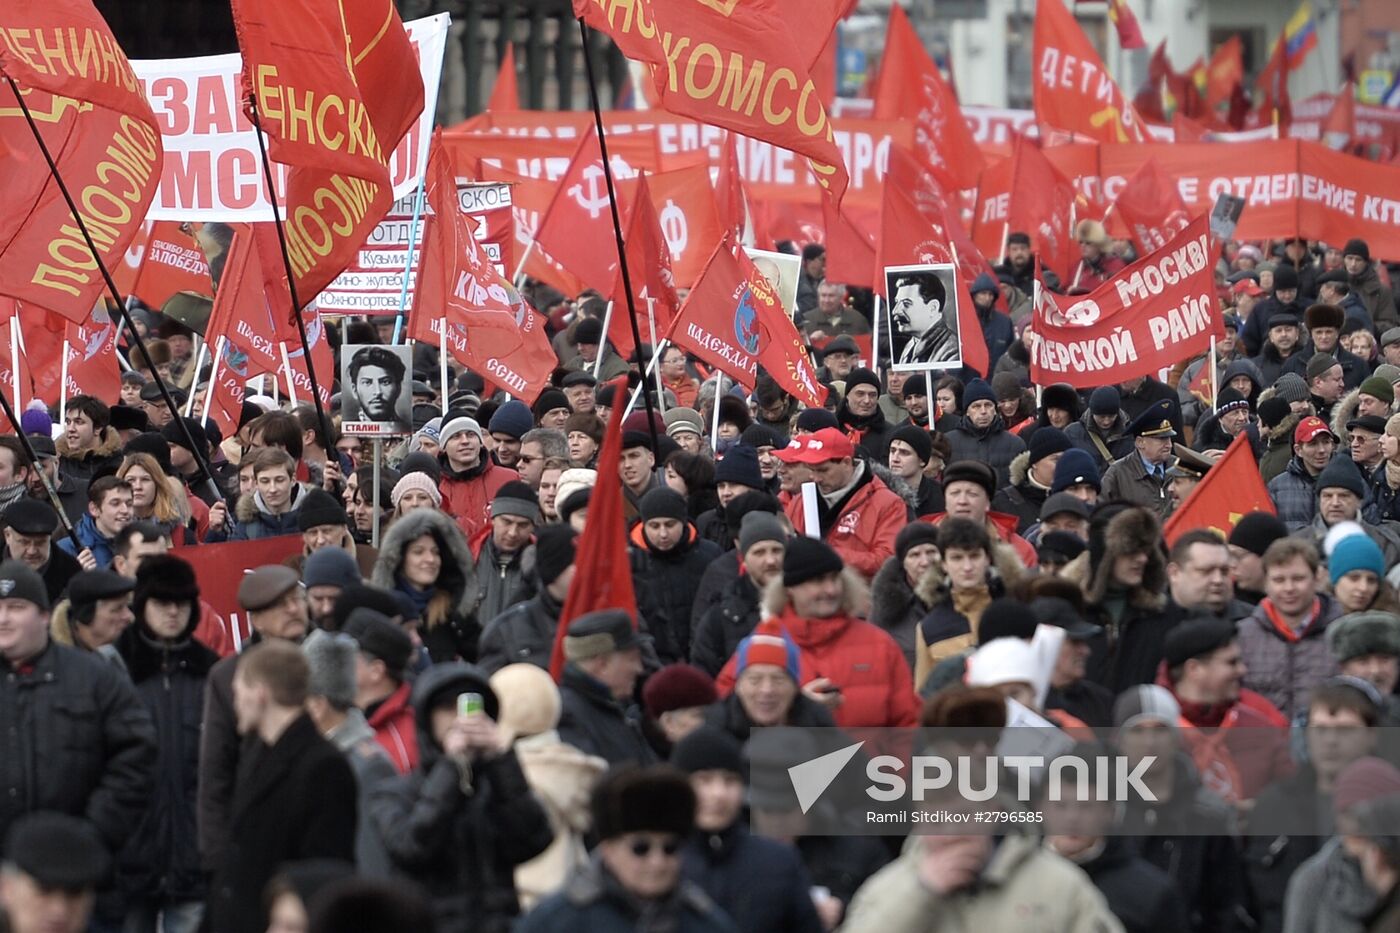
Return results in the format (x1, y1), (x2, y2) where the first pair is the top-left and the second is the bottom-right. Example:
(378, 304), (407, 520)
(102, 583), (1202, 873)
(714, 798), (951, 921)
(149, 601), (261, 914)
(884, 263), (962, 371)
(340, 344), (412, 436)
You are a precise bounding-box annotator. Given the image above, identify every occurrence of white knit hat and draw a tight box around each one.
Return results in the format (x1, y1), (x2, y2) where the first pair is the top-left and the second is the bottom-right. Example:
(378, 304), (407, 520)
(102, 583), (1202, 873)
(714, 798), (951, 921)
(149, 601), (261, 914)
(391, 471), (441, 508)
(439, 416), (483, 447)
(555, 468), (597, 519)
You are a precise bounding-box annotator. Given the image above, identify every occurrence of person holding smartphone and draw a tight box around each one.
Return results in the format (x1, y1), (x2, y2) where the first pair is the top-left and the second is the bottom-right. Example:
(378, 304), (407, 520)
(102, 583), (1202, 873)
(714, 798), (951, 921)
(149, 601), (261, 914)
(369, 662), (553, 933)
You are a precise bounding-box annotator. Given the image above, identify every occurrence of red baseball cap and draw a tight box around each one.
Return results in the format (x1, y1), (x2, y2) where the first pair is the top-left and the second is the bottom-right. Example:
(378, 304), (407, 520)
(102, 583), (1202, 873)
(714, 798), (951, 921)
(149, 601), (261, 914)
(772, 427), (855, 464)
(1232, 279), (1266, 298)
(1294, 416), (1337, 445)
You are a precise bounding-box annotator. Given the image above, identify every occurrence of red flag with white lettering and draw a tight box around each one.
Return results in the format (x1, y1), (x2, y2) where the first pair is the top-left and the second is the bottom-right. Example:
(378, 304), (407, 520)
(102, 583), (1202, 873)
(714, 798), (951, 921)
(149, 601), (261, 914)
(230, 0), (423, 306)
(873, 5), (983, 191)
(1110, 158), (1191, 255)
(204, 226), (283, 380)
(1029, 214), (1221, 389)
(1033, 0), (1148, 143)
(477, 163), (586, 298)
(0, 0), (164, 321)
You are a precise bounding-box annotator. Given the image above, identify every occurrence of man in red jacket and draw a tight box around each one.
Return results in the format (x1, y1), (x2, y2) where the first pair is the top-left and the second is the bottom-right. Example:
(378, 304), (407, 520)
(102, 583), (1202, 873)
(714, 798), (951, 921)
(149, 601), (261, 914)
(774, 427), (909, 580)
(715, 536), (921, 728)
(437, 415), (518, 538)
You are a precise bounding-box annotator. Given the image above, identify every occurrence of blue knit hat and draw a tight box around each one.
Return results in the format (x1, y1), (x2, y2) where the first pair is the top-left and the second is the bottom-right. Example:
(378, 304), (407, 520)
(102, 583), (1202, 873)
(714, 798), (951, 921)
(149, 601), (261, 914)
(487, 399), (534, 440)
(734, 619), (801, 682)
(1330, 533), (1385, 585)
(963, 378), (996, 407)
(1051, 447), (1101, 493)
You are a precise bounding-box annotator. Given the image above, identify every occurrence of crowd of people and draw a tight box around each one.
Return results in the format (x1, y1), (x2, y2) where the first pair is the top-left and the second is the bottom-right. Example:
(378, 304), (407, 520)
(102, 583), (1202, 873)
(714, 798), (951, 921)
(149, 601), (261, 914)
(5, 230), (1400, 933)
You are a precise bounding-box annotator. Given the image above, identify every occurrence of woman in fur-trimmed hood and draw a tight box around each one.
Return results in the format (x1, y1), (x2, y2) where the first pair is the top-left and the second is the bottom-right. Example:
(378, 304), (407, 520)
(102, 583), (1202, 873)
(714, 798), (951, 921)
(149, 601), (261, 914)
(372, 508), (481, 664)
(1060, 504), (1171, 694)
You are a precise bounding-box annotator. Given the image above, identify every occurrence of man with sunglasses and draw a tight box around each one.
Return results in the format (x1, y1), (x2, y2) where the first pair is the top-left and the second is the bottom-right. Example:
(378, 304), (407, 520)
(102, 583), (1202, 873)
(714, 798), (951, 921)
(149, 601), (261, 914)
(518, 765), (736, 932)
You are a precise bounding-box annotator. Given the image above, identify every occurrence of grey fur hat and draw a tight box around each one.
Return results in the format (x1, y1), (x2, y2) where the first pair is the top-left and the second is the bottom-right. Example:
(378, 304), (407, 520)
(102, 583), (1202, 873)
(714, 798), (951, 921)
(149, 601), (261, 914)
(1327, 612), (1400, 664)
(302, 630), (358, 708)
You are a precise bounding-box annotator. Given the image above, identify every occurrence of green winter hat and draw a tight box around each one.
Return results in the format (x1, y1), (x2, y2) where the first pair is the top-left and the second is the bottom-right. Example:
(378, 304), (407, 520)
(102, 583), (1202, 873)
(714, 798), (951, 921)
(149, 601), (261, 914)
(1360, 375), (1395, 405)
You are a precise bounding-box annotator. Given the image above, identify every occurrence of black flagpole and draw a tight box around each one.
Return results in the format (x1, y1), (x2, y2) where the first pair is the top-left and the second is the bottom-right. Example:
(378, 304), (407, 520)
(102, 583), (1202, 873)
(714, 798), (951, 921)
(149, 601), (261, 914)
(6, 77), (224, 503)
(576, 19), (661, 455)
(246, 105), (333, 456)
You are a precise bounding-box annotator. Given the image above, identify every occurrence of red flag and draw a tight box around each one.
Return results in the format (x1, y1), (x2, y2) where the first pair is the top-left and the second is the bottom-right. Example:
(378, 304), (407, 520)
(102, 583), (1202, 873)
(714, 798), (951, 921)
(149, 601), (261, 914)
(204, 226), (283, 379)
(204, 340), (249, 443)
(487, 44), (521, 113)
(1162, 433), (1274, 547)
(1206, 36), (1244, 111)
(1106, 0), (1146, 50)
(131, 222), (213, 311)
(1322, 83), (1356, 150)
(549, 375), (638, 681)
(1172, 112), (1210, 142)
(0, 0), (163, 321)
(576, 0), (856, 202)
(1111, 158), (1191, 254)
(644, 162), (727, 290)
(59, 313), (121, 405)
(715, 132), (748, 242)
(1029, 214), (1222, 389)
(0, 304), (35, 426)
(873, 5), (983, 190)
(670, 235), (823, 409)
(1007, 135), (1078, 280)
(410, 133), (527, 381)
(1033, 0), (1149, 143)
(821, 199), (877, 289)
(230, 0), (423, 306)
(1253, 33), (1292, 129)
(478, 162), (586, 297)
(1186, 356), (1215, 407)
(610, 174), (681, 358)
(532, 127), (630, 295)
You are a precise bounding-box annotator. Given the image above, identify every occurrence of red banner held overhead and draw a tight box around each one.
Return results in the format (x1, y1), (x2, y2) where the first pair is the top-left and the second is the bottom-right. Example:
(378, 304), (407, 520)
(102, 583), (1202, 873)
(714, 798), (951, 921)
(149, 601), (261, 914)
(532, 126), (631, 295)
(1008, 135), (1080, 280)
(610, 174), (681, 358)
(1162, 433), (1275, 547)
(1029, 213), (1221, 388)
(0, 0), (164, 321)
(230, 0), (423, 307)
(130, 222), (213, 311)
(575, 0), (856, 202)
(1033, 0), (1148, 144)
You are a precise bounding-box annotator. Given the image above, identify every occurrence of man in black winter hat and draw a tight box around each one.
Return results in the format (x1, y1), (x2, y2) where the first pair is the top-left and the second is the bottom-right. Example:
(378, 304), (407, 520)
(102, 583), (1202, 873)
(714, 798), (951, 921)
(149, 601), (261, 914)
(478, 523), (577, 675)
(672, 726), (826, 932)
(1344, 237), (1399, 331)
(1, 811), (112, 933)
(632, 488), (723, 665)
(836, 367), (893, 465)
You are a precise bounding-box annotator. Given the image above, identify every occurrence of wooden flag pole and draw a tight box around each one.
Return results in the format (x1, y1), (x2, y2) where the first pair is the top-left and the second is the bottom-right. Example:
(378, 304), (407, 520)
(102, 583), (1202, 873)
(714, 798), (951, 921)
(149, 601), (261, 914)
(578, 17), (660, 452)
(247, 104), (332, 454)
(6, 76), (222, 502)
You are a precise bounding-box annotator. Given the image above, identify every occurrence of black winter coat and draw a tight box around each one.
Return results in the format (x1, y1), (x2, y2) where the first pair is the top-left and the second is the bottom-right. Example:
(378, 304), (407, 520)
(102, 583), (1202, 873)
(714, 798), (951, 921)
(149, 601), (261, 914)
(630, 526), (724, 664)
(1078, 837), (1189, 933)
(0, 640), (157, 852)
(837, 404), (894, 466)
(1119, 376), (1184, 437)
(198, 640), (255, 872)
(477, 589), (563, 674)
(691, 551), (741, 626)
(370, 664), (553, 933)
(115, 625), (219, 904)
(1065, 409), (1134, 474)
(691, 573), (762, 677)
(795, 834), (891, 908)
(208, 715), (357, 933)
(1083, 594), (1176, 695)
(558, 664), (659, 767)
(945, 414), (1026, 488)
(1119, 757), (1254, 933)
(681, 824), (823, 933)
(1243, 766), (1328, 933)
(868, 557), (929, 673)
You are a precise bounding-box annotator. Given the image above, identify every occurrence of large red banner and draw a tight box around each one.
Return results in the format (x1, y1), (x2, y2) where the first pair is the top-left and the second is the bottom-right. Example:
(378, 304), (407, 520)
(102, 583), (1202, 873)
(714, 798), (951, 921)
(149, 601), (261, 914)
(172, 536), (303, 641)
(1029, 214), (1222, 388)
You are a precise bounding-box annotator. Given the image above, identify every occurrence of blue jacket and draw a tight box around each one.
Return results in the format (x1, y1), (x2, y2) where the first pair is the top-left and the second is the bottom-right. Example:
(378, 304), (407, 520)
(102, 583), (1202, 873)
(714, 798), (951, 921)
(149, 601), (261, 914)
(681, 825), (823, 933)
(206, 485), (311, 543)
(978, 305), (1014, 375)
(56, 513), (115, 568)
